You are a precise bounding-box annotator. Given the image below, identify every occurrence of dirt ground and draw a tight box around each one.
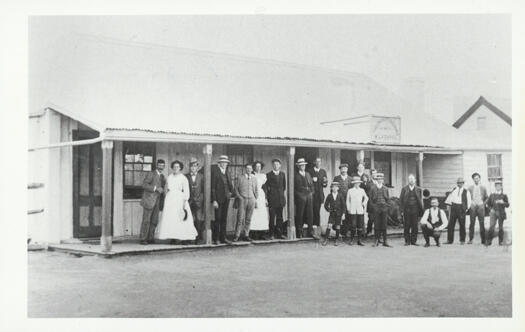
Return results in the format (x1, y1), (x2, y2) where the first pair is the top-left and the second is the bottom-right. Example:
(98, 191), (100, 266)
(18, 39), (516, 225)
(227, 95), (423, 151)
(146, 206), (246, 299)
(27, 235), (512, 317)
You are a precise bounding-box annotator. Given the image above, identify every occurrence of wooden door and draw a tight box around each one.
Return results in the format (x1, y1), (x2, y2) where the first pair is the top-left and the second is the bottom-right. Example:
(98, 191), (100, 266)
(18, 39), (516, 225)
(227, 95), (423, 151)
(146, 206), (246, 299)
(73, 131), (103, 238)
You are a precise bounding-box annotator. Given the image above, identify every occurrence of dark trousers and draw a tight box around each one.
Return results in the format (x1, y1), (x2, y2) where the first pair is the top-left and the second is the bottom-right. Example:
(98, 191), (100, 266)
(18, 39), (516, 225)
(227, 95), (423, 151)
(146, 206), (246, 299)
(469, 204), (486, 243)
(448, 203), (466, 243)
(350, 214), (364, 238)
(341, 213), (351, 238)
(374, 206), (388, 241)
(140, 200), (160, 242)
(212, 200), (230, 242)
(403, 209), (420, 244)
(421, 224), (441, 244)
(313, 199), (322, 227)
(269, 206), (284, 237)
(295, 194), (314, 237)
(487, 210), (505, 244)
(366, 212), (375, 234)
(190, 206), (205, 241)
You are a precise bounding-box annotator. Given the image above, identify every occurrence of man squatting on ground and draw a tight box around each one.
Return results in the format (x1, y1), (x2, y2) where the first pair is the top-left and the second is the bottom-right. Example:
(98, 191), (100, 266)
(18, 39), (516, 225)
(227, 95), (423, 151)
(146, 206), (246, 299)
(420, 197), (448, 247)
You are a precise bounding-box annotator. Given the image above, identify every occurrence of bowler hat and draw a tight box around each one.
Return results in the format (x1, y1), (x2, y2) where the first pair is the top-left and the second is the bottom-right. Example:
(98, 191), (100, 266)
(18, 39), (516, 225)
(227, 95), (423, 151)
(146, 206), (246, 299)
(296, 158), (308, 166)
(217, 155), (230, 163)
(339, 163), (349, 169)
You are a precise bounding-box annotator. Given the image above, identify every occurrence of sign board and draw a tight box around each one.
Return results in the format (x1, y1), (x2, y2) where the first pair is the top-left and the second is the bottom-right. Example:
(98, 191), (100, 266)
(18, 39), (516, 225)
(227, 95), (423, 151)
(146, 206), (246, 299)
(370, 116), (401, 144)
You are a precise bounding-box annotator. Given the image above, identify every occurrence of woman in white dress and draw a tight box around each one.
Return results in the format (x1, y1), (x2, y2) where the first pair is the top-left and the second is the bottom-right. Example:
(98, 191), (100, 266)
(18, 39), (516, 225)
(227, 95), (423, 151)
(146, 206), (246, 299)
(250, 161), (269, 239)
(156, 160), (197, 243)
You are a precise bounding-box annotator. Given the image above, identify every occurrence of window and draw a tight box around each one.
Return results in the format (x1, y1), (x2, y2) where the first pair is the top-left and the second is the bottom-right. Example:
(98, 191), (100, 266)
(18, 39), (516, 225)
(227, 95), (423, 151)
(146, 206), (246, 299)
(487, 154), (502, 180)
(226, 145), (254, 185)
(123, 142), (156, 199)
(477, 116), (487, 130)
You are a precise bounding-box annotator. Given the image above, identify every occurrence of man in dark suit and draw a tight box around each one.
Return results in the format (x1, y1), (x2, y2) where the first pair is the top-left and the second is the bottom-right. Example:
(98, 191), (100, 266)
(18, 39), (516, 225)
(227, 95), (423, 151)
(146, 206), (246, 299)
(211, 155), (234, 245)
(333, 163), (352, 241)
(294, 158), (319, 239)
(467, 172), (489, 244)
(399, 174), (424, 246)
(139, 159), (166, 245)
(369, 173), (392, 247)
(308, 157), (328, 235)
(186, 158), (205, 244)
(264, 158), (287, 239)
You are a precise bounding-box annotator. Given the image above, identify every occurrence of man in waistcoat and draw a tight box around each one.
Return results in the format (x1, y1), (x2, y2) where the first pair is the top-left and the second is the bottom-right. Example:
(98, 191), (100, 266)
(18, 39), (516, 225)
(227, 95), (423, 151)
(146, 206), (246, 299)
(333, 163), (352, 241)
(420, 197), (448, 247)
(444, 177), (472, 245)
(186, 158), (205, 244)
(399, 174), (424, 246)
(294, 158), (319, 239)
(467, 172), (488, 244)
(308, 157), (328, 236)
(211, 155), (234, 245)
(139, 159), (166, 245)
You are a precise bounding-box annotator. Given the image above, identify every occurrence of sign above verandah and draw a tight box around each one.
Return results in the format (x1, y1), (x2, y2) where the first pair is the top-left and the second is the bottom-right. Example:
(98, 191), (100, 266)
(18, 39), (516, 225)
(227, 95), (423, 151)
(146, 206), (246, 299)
(369, 116), (401, 144)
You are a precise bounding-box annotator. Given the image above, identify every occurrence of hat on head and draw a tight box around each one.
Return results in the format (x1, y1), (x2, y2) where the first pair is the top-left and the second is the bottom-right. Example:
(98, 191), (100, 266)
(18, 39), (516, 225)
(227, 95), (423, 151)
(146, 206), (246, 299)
(494, 178), (503, 185)
(330, 181), (340, 187)
(471, 172), (481, 179)
(351, 176), (362, 184)
(296, 158), (308, 166)
(217, 155), (230, 164)
(271, 158), (282, 164)
(189, 157), (200, 167)
(375, 172), (385, 179)
(456, 177), (465, 184)
(339, 163), (349, 169)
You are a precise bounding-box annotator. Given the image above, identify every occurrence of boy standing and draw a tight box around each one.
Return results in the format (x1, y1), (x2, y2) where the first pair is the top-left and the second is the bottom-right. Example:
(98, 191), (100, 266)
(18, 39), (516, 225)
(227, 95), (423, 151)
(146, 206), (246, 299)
(346, 176), (368, 246)
(486, 179), (510, 246)
(420, 197), (448, 247)
(322, 182), (346, 246)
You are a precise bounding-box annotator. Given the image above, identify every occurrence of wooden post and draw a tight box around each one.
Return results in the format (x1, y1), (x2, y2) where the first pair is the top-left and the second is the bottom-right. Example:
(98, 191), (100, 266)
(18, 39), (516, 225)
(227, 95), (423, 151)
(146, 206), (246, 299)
(100, 140), (113, 252)
(287, 146), (296, 240)
(370, 150), (375, 169)
(417, 152), (424, 187)
(357, 150), (365, 165)
(203, 144), (213, 244)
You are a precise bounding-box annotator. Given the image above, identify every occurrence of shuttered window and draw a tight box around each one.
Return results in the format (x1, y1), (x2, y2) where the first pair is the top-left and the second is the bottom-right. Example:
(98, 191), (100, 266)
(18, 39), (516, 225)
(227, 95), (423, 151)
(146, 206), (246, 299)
(487, 154), (502, 180)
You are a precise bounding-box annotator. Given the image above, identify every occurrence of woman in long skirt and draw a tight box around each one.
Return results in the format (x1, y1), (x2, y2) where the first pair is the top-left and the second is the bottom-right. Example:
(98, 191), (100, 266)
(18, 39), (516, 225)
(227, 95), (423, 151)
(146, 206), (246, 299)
(156, 160), (197, 243)
(250, 161), (269, 239)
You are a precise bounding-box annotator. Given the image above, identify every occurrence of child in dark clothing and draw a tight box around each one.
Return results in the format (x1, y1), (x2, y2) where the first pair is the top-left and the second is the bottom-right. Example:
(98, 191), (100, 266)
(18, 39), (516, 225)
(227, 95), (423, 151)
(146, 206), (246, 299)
(322, 182), (346, 246)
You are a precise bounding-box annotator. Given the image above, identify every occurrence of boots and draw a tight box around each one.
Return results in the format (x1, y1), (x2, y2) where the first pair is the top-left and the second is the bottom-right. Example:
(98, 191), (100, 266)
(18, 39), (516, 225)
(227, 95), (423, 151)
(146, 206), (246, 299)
(357, 230), (364, 246)
(334, 229), (340, 246)
(382, 231), (392, 247)
(322, 227), (331, 246)
(373, 233), (380, 247)
(348, 231), (354, 245)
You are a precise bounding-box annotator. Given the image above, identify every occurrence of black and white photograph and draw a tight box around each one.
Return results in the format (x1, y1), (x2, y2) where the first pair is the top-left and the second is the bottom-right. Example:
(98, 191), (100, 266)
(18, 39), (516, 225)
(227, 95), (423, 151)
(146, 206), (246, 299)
(1, 1), (525, 331)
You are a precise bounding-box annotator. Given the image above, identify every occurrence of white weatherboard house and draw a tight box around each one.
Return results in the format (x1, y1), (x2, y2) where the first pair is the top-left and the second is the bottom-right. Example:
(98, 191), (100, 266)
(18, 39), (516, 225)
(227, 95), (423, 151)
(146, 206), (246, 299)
(28, 35), (511, 250)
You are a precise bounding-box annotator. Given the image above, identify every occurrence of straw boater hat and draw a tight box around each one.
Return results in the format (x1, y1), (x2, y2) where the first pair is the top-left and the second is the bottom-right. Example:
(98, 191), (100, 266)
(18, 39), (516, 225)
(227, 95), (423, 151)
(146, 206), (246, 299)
(296, 158), (308, 166)
(375, 172), (385, 179)
(456, 177), (465, 184)
(217, 155), (231, 163)
(339, 163), (349, 169)
(189, 157), (199, 167)
(351, 176), (362, 184)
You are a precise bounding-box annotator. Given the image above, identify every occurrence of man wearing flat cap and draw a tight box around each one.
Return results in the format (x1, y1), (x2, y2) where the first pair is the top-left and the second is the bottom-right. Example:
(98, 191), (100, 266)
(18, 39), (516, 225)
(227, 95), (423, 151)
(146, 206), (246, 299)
(467, 172), (488, 244)
(186, 158), (205, 244)
(444, 177), (472, 244)
(294, 158), (319, 239)
(333, 163), (352, 241)
(211, 155), (234, 245)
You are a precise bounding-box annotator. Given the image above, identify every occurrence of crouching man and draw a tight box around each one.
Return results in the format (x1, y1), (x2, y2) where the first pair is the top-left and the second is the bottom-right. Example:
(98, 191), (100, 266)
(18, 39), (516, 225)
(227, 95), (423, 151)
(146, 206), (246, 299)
(420, 197), (448, 247)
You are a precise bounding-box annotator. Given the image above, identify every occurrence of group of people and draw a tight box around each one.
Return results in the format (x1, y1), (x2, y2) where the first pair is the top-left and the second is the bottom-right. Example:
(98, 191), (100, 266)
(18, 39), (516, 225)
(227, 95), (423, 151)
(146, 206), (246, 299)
(138, 154), (510, 249)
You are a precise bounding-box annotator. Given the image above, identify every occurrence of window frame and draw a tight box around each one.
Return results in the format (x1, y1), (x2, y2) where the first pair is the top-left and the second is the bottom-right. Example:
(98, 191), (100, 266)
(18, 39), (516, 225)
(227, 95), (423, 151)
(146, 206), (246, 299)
(486, 153), (502, 181)
(226, 145), (254, 186)
(122, 142), (157, 199)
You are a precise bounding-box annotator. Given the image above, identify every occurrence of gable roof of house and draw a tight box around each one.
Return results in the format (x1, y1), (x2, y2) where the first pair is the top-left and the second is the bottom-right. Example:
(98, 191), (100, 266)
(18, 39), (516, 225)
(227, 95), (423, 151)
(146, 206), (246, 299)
(30, 34), (507, 152)
(452, 96), (512, 128)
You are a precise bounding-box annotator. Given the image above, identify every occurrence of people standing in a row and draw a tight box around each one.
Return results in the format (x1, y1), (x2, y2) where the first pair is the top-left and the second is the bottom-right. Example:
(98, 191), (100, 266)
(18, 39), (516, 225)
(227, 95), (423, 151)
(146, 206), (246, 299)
(399, 174), (424, 246)
(294, 158), (319, 239)
(308, 157), (328, 237)
(444, 177), (472, 245)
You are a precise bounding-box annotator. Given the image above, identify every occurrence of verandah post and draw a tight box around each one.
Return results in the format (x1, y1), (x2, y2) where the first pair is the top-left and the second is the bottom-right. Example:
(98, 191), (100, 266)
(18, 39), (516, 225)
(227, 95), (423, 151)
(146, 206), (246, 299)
(417, 152), (424, 188)
(203, 144), (213, 244)
(101, 140), (113, 252)
(287, 146), (296, 240)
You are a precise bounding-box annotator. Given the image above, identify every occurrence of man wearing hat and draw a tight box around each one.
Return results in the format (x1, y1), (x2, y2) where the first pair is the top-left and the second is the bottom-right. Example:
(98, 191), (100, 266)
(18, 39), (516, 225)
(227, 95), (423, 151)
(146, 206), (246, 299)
(365, 168), (379, 237)
(322, 181), (346, 245)
(420, 196), (448, 247)
(265, 158), (287, 239)
(333, 163), (353, 241)
(308, 157), (328, 236)
(369, 172), (392, 247)
(346, 175), (368, 245)
(486, 179), (510, 246)
(294, 158), (319, 239)
(186, 158), (205, 244)
(399, 174), (424, 246)
(444, 177), (472, 244)
(467, 172), (489, 244)
(211, 155), (234, 245)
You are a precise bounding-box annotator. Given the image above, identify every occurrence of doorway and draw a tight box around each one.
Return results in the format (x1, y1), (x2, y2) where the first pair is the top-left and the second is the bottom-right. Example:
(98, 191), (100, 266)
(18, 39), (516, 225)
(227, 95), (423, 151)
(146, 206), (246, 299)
(73, 130), (103, 238)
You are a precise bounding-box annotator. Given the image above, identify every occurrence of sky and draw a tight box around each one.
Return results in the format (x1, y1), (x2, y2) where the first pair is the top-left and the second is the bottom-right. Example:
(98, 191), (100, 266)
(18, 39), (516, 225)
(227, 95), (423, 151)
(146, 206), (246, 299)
(29, 15), (511, 123)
